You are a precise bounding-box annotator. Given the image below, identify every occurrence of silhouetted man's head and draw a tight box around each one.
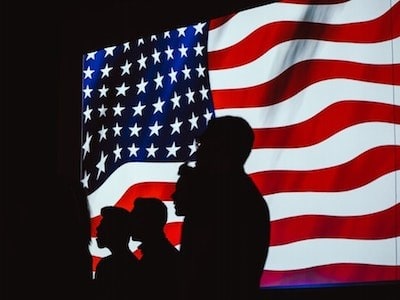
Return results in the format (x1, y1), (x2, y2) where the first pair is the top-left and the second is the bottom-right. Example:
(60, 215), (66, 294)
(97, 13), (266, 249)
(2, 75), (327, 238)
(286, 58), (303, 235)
(96, 206), (131, 249)
(130, 197), (168, 241)
(195, 116), (254, 170)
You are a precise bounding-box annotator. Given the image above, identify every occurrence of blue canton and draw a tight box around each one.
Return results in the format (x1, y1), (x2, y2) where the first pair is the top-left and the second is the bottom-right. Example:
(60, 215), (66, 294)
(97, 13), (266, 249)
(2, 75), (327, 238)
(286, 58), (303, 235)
(81, 22), (214, 193)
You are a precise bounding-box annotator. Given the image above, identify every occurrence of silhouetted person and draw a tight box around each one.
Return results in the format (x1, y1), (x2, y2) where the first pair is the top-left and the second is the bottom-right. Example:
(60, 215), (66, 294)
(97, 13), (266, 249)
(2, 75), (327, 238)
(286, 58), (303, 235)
(172, 116), (270, 300)
(94, 206), (140, 300)
(130, 197), (181, 300)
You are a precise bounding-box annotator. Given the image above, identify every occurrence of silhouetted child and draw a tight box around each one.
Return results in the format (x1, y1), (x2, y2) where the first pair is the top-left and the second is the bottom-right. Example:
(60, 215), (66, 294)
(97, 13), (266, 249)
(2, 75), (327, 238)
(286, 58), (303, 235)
(94, 206), (140, 300)
(130, 197), (181, 300)
(172, 116), (271, 300)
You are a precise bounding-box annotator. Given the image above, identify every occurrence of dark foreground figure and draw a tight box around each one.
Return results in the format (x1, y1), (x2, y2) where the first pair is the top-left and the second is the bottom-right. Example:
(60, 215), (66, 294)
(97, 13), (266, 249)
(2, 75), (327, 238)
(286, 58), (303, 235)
(130, 197), (181, 300)
(172, 116), (271, 300)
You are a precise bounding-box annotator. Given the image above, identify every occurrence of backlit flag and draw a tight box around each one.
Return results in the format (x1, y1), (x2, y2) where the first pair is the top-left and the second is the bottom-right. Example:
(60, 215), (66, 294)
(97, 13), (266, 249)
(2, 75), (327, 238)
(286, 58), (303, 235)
(81, 0), (400, 288)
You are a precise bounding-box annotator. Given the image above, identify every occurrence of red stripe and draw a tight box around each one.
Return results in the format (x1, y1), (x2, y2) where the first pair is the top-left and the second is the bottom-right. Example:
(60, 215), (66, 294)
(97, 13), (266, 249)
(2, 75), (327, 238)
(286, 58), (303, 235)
(164, 221), (183, 245)
(115, 181), (175, 208)
(280, 0), (349, 4)
(212, 61), (400, 109)
(260, 263), (400, 287)
(208, 2), (400, 70)
(253, 101), (400, 148)
(252, 145), (400, 195)
(270, 203), (400, 246)
(159, 203), (400, 249)
(209, 13), (236, 30)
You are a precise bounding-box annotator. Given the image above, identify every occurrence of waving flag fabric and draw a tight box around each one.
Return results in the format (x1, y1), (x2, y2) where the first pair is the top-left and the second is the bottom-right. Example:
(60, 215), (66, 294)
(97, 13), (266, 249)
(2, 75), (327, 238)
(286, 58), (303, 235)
(81, 0), (400, 288)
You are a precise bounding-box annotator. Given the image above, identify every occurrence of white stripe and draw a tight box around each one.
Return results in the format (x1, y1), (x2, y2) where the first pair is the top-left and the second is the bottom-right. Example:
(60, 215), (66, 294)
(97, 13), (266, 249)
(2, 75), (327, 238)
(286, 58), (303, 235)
(165, 201), (184, 223)
(208, 0), (395, 51)
(395, 25), (400, 112)
(209, 37), (399, 90)
(89, 238), (141, 257)
(88, 122), (398, 217)
(265, 236), (400, 270)
(215, 80), (400, 128)
(88, 162), (181, 217)
(244, 122), (398, 172)
(264, 171), (398, 220)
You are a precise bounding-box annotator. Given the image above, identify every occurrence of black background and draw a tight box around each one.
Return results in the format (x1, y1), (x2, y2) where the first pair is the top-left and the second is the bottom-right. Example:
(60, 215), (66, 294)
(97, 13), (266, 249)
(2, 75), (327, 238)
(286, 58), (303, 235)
(5, 0), (399, 298)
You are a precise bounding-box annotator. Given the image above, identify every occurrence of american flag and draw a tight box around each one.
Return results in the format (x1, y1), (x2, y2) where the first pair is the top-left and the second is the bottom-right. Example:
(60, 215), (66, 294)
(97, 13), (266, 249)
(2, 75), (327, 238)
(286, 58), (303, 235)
(81, 0), (400, 288)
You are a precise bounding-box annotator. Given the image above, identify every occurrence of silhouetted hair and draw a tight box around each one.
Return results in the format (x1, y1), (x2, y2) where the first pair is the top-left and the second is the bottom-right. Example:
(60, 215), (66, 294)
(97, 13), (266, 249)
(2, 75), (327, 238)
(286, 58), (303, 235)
(198, 116), (254, 165)
(131, 197), (168, 230)
(100, 206), (131, 237)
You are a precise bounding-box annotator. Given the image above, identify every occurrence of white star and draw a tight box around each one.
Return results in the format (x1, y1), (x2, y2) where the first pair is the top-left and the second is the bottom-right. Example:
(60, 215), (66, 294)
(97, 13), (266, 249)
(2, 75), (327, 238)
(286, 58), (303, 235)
(104, 46), (116, 57)
(98, 84), (109, 98)
(203, 108), (213, 124)
(86, 51), (96, 61)
(196, 63), (206, 77)
(189, 112), (199, 130)
(137, 53), (147, 70)
(98, 125), (108, 141)
(182, 65), (191, 79)
(151, 35), (157, 41)
(149, 121), (163, 136)
(165, 45), (174, 60)
(185, 87), (195, 104)
(83, 85), (93, 98)
(168, 67), (178, 83)
(113, 144), (123, 162)
(154, 72), (164, 89)
(193, 42), (205, 56)
(112, 103), (125, 116)
(129, 123), (142, 137)
(128, 143), (140, 157)
(98, 104), (108, 117)
(170, 92), (181, 109)
(177, 27), (187, 37)
(164, 31), (171, 39)
(194, 22), (206, 35)
(123, 42), (130, 52)
(152, 97), (165, 114)
(136, 78), (148, 94)
(178, 43), (188, 58)
(188, 139), (198, 156)
(116, 82), (130, 96)
(132, 101), (146, 116)
(170, 117), (183, 134)
(166, 142), (181, 158)
(120, 59), (132, 75)
(81, 170), (90, 189)
(96, 151), (108, 179)
(138, 38), (144, 45)
(82, 132), (92, 159)
(199, 85), (209, 100)
(83, 105), (93, 123)
(151, 48), (161, 64)
(101, 63), (113, 78)
(113, 122), (123, 136)
(146, 143), (159, 158)
(83, 66), (95, 79)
